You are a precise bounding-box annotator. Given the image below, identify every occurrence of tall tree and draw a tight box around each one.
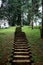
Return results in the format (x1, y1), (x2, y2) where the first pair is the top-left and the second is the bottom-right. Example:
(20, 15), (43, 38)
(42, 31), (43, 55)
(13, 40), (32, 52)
(17, 0), (21, 25)
(32, 0), (40, 29)
(41, 0), (43, 39)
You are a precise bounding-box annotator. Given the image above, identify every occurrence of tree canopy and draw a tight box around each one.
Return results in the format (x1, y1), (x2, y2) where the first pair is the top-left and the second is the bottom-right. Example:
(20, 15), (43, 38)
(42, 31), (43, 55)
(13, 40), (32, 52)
(0, 0), (42, 26)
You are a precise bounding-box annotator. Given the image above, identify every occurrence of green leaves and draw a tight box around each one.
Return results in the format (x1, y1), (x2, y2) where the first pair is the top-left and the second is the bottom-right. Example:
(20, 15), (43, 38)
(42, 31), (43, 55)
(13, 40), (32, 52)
(0, 0), (42, 26)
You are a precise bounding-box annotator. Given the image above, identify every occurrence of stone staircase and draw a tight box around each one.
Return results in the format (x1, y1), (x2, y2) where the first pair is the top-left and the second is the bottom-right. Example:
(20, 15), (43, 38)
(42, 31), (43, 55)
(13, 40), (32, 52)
(10, 27), (32, 65)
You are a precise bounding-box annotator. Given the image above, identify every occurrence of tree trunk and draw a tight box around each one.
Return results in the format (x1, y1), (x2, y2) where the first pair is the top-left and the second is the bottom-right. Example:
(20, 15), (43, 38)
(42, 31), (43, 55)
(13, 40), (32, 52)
(17, 1), (21, 26)
(41, 17), (43, 39)
(41, 1), (43, 39)
(32, 0), (34, 29)
(17, 12), (21, 25)
(32, 21), (33, 29)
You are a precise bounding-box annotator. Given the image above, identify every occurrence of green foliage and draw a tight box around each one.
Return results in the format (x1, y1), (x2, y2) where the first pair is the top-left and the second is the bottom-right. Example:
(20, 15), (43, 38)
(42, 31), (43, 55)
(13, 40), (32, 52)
(0, 0), (42, 26)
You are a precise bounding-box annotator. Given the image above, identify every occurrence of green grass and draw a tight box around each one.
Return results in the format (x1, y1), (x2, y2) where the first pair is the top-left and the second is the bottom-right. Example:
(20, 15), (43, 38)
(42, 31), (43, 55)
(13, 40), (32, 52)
(22, 26), (43, 62)
(0, 26), (43, 65)
(0, 26), (16, 33)
(0, 26), (16, 65)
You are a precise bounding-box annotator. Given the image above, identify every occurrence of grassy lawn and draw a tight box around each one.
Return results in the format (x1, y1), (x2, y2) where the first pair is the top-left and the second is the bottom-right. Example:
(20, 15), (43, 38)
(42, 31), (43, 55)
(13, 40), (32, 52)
(0, 26), (43, 65)
(22, 26), (43, 63)
(0, 27), (16, 65)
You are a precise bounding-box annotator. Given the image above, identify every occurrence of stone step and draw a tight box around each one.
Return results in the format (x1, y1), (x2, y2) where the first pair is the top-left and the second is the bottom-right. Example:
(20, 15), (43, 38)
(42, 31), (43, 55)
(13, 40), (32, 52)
(14, 44), (28, 46)
(14, 47), (29, 49)
(13, 55), (30, 59)
(15, 40), (27, 42)
(15, 38), (27, 41)
(12, 59), (31, 63)
(14, 48), (30, 52)
(13, 51), (31, 55)
(15, 37), (26, 39)
(15, 35), (26, 37)
(13, 55), (30, 57)
(12, 48), (30, 51)
(14, 45), (28, 47)
(12, 47), (30, 51)
(15, 42), (27, 44)
(14, 44), (28, 47)
(14, 46), (28, 49)
(15, 33), (25, 35)
(15, 33), (26, 35)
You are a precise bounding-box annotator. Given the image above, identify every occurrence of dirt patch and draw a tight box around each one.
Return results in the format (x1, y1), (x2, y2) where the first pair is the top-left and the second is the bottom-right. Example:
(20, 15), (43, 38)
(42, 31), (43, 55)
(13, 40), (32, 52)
(33, 62), (43, 65)
(32, 43), (43, 65)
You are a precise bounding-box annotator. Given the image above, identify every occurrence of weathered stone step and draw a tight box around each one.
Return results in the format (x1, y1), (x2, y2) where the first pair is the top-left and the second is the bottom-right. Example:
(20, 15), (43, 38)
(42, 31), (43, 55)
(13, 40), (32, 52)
(15, 32), (25, 34)
(14, 47), (29, 49)
(12, 47), (30, 50)
(13, 51), (31, 55)
(14, 45), (28, 47)
(14, 48), (30, 52)
(12, 59), (31, 63)
(13, 55), (30, 57)
(13, 55), (30, 60)
(12, 48), (30, 52)
(15, 33), (25, 35)
(15, 36), (26, 39)
(15, 39), (27, 41)
(15, 37), (26, 39)
(14, 48), (30, 51)
(15, 34), (25, 36)
(15, 40), (27, 42)
(15, 33), (25, 36)
(14, 46), (28, 49)
(15, 34), (26, 36)
(15, 42), (27, 44)
(14, 44), (28, 47)
(14, 44), (28, 46)
(15, 38), (27, 40)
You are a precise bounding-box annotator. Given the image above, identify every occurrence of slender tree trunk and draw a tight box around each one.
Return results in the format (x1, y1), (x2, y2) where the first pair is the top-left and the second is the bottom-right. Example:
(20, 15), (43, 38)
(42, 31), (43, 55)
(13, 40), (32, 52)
(17, 0), (21, 26)
(41, 1), (43, 39)
(32, 0), (34, 29)
(17, 12), (21, 25)
(32, 21), (33, 29)
(41, 17), (43, 39)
